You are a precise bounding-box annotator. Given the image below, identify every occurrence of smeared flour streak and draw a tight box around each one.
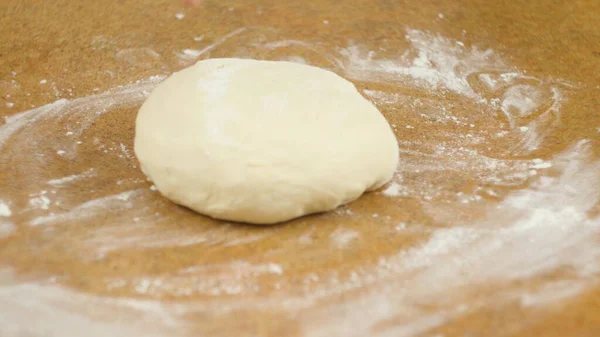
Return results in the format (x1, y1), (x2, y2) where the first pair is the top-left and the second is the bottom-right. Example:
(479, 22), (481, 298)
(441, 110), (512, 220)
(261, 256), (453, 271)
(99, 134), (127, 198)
(1, 99), (69, 147)
(330, 228), (360, 249)
(343, 30), (568, 201)
(0, 221), (15, 238)
(47, 168), (96, 186)
(30, 189), (145, 226)
(104, 262), (286, 297)
(341, 29), (506, 97)
(0, 269), (180, 337)
(0, 76), (166, 190)
(176, 27), (248, 62)
(0, 201), (11, 217)
(520, 281), (589, 307)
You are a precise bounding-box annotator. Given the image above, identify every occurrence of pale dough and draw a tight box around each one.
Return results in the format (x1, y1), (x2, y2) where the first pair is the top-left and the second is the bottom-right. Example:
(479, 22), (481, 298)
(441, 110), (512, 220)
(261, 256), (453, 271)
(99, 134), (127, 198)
(134, 58), (399, 224)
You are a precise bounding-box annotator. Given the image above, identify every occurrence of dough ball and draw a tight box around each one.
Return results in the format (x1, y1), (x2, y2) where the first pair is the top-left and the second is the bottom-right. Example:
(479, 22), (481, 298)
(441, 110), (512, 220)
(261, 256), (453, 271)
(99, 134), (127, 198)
(134, 58), (398, 224)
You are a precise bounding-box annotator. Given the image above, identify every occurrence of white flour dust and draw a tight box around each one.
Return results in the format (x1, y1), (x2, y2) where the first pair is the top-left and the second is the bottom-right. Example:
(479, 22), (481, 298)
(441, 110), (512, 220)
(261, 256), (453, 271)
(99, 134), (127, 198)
(47, 168), (96, 186)
(341, 29), (507, 98)
(0, 221), (15, 239)
(29, 189), (144, 227)
(175, 27), (248, 64)
(0, 201), (11, 217)
(1, 76), (164, 152)
(106, 261), (284, 297)
(381, 182), (402, 197)
(302, 141), (600, 337)
(329, 228), (360, 249)
(28, 194), (51, 210)
(82, 222), (273, 261)
(0, 269), (178, 337)
(341, 30), (568, 201)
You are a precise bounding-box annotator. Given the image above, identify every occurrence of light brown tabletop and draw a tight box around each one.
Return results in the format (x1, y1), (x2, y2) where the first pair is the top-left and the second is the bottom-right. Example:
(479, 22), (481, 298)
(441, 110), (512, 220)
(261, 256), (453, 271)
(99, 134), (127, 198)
(1, 1), (600, 336)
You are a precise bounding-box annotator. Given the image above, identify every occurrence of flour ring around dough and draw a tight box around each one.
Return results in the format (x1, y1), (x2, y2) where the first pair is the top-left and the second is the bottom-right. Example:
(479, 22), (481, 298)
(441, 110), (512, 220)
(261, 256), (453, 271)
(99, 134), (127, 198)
(134, 58), (399, 224)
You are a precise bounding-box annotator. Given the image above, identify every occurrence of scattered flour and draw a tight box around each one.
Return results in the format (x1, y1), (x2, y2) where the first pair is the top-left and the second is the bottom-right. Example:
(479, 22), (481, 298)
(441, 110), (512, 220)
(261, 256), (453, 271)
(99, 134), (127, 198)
(302, 141), (600, 337)
(29, 189), (144, 226)
(175, 27), (248, 63)
(0, 221), (15, 238)
(338, 29), (567, 201)
(0, 76), (165, 151)
(340, 29), (506, 98)
(0, 201), (11, 217)
(362, 89), (401, 105)
(1, 99), (69, 147)
(29, 194), (51, 210)
(330, 228), (360, 248)
(182, 49), (203, 58)
(520, 281), (589, 307)
(48, 168), (96, 186)
(108, 261), (285, 297)
(0, 269), (178, 337)
(297, 226), (316, 245)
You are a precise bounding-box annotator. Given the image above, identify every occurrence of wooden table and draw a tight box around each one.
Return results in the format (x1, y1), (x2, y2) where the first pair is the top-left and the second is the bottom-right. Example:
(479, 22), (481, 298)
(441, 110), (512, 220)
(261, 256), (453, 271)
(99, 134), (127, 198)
(1, 1), (600, 336)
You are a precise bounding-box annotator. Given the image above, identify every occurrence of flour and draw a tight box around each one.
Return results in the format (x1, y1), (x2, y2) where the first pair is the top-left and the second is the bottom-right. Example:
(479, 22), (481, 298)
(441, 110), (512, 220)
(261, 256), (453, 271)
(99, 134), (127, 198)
(520, 281), (588, 307)
(0, 201), (11, 217)
(29, 189), (143, 226)
(300, 141), (600, 337)
(362, 90), (401, 105)
(261, 40), (316, 49)
(183, 49), (203, 58)
(340, 30), (568, 200)
(530, 159), (552, 169)
(220, 232), (271, 247)
(116, 48), (161, 66)
(0, 221), (15, 238)
(1, 99), (69, 147)
(0, 269), (179, 337)
(330, 228), (360, 248)
(177, 49), (203, 61)
(180, 261), (283, 276)
(175, 27), (248, 63)
(0, 76), (164, 153)
(28, 193), (51, 210)
(107, 261), (285, 297)
(297, 225), (316, 244)
(341, 29), (506, 98)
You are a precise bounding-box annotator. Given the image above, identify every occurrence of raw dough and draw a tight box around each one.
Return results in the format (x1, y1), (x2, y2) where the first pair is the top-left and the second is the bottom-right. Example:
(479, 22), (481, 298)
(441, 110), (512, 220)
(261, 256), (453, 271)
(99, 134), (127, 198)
(134, 58), (399, 224)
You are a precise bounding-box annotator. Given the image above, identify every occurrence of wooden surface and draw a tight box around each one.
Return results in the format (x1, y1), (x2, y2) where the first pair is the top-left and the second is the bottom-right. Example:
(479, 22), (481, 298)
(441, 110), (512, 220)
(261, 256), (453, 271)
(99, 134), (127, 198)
(1, 1), (600, 336)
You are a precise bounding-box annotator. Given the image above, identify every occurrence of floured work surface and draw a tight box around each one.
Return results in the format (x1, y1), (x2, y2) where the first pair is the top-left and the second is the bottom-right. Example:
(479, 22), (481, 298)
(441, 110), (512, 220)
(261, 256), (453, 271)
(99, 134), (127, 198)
(1, 1), (600, 336)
